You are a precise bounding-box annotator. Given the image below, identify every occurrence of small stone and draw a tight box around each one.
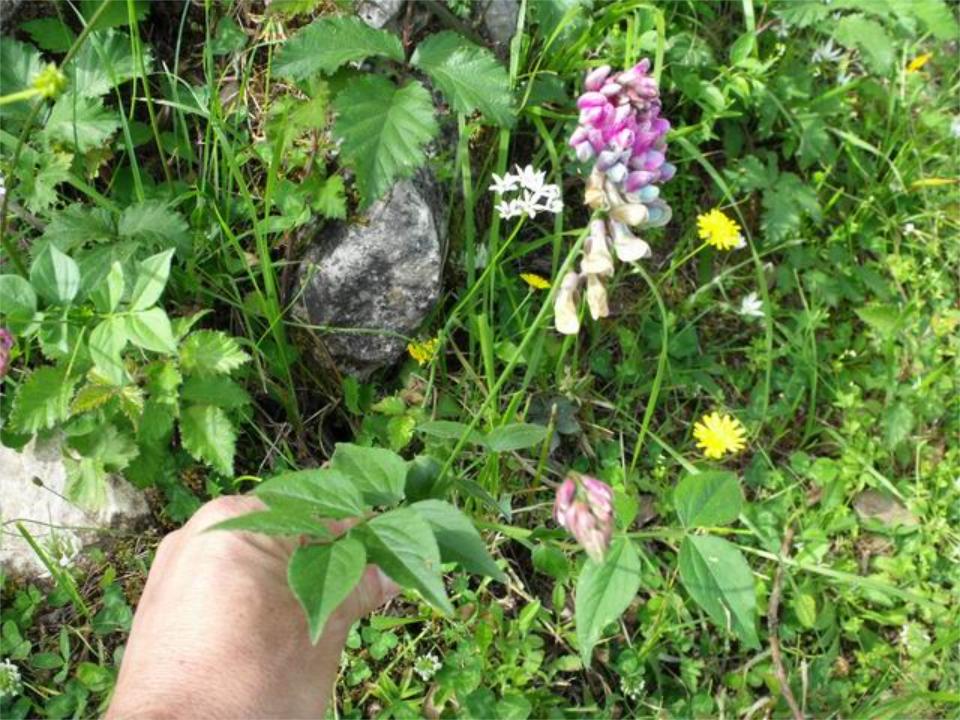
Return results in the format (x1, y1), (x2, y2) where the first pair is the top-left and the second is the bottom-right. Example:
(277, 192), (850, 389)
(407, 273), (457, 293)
(357, 0), (404, 29)
(297, 175), (445, 376)
(853, 489), (918, 528)
(482, 0), (520, 47)
(0, 437), (150, 578)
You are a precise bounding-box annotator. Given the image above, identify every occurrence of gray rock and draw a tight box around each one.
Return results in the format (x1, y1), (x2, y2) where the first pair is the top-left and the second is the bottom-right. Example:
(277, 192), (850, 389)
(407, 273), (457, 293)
(0, 0), (26, 31)
(482, 0), (520, 47)
(357, 0), (404, 28)
(297, 175), (445, 376)
(0, 437), (150, 578)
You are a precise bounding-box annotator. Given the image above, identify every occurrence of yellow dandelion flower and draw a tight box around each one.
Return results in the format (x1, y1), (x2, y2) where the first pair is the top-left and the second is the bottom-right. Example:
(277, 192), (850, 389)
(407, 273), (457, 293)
(407, 337), (440, 366)
(697, 209), (742, 251)
(906, 53), (932, 73)
(693, 411), (747, 460)
(520, 272), (551, 290)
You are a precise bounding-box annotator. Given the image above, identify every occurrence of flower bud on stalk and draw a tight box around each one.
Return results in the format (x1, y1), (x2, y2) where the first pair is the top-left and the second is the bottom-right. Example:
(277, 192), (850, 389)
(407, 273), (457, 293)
(553, 474), (615, 562)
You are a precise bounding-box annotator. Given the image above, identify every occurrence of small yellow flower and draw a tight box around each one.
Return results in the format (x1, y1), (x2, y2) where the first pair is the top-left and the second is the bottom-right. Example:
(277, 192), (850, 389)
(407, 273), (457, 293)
(32, 64), (67, 100)
(693, 411), (747, 460)
(407, 337), (439, 366)
(520, 272), (551, 290)
(906, 53), (932, 73)
(697, 209), (742, 251)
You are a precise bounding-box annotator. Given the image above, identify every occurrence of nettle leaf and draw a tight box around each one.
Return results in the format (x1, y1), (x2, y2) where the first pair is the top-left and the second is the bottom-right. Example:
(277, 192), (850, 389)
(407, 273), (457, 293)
(40, 205), (117, 253)
(67, 29), (152, 98)
(180, 404), (237, 476)
(575, 537), (642, 667)
(674, 471), (742, 528)
(181, 375), (250, 409)
(678, 535), (759, 648)
(212, 509), (331, 538)
(88, 316), (128, 385)
(329, 443), (408, 507)
(179, 330), (250, 376)
(411, 31), (514, 126)
(274, 16), (403, 80)
(125, 307), (177, 354)
(0, 36), (43, 123)
(42, 93), (120, 152)
(30, 245), (80, 305)
(832, 14), (894, 74)
(360, 508), (453, 615)
(118, 201), (189, 251)
(0, 274), (38, 332)
(256, 468), (366, 519)
(333, 76), (438, 207)
(411, 500), (504, 580)
(129, 249), (174, 311)
(11, 366), (76, 434)
(312, 175), (347, 220)
(484, 422), (548, 452)
(289, 537), (367, 643)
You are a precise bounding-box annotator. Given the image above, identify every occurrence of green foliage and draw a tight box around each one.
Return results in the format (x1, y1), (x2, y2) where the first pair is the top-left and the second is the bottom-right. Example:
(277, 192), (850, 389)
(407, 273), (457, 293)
(289, 538), (367, 643)
(674, 471), (742, 527)
(274, 17), (404, 80)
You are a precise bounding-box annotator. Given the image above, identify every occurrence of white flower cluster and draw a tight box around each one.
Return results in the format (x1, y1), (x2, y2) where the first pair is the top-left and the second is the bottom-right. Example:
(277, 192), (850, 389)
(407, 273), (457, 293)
(490, 164), (563, 219)
(413, 652), (442, 681)
(0, 658), (22, 699)
(40, 529), (81, 578)
(738, 291), (764, 319)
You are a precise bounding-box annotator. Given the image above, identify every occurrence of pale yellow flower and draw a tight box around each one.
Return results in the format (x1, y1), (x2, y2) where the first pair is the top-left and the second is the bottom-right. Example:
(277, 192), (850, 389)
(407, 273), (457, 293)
(554, 271), (582, 335)
(697, 209), (742, 251)
(906, 53), (932, 73)
(407, 337), (439, 366)
(693, 411), (747, 459)
(32, 64), (66, 99)
(520, 272), (551, 290)
(585, 274), (609, 320)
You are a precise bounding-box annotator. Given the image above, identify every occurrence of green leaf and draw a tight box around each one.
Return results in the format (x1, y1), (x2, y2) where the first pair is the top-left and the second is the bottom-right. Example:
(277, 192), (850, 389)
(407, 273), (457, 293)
(411, 31), (514, 126)
(761, 172), (820, 242)
(674, 471), (742, 528)
(11, 366), (76, 433)
(333, 76), (438, 207)
(181, 375), (250, 409)
(884, 403), (914, 447)
(0, 37), (43, 123)
(41, 93), (120, 152)
(312, 175), (347, 220)
(418, 420), (484, 444)
(274, 17), (403, 80)
(90, 261), (125, 313)
(289, 537), (368, 643)
(180, 404), (237, 476)
(20, 18), (76, 53)
(794, 593), (817, 629)
(79, 0), (150, 31)
(360, 508), (452, 615)
(30, 245), (80, 305)
(330, 442), (408, 506)
(118, 201), (189, 251)
(907, 0), (959, 40)
(833, 14), (894, 73)
(88, 316), (128, 385)
(575, 537), (642, 667)
(484, 422), (548, 452)
(129, 248), (175, 311)
(67, 29), (152, 98)
(180, 330), (250, 376)
(125, 308), (177, 354)
(856, 303), (902, 338)
(210, 16), (248, 55)
(256, 468), (366, 519)
(411, 500), (504, 580)
(212, 508), (331, 537)
(678, 535), (759, 648)
(40, 204), (117, 252)
(22, 152), (72, 214)
(0, 274), (38, 332)
(64, 456), (108, 509)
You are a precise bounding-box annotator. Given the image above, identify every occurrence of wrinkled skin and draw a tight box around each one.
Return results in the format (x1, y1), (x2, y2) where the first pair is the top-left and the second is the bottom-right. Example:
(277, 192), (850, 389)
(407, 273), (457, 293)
(107, 496), (396, 719)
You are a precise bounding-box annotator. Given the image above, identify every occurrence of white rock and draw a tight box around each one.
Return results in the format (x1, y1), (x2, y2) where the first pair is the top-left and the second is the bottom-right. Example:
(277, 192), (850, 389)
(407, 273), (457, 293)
(357, 0), (404, 28)
(0, 437), (150, 578)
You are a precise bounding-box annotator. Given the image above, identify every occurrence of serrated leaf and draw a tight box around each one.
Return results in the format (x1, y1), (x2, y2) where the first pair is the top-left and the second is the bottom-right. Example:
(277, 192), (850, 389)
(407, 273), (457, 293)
(42, 93), (120, 152)
(289, 538), (367, 643)
(832, 14), (894, 74)
(211, 508), (331, 538)
(22, 152), (72, 214)
(179, 330), (250, 376)
(329, 442), (408, 507)
(67, 29), (152, 98)
(333, 76), (438, 207)
(678, 535), (759, 648)
(313, 175), (347, 220)
(181, 375), (250, 409)
(125, 308), (177, 354)
(411, 31), (514, 126)
(674, 471), (742, 528)
(180, 404), (236, 476)
(906, 0), (959, 40)
(129, 249), (174, 310)
(575, 537), (642, 667)
(884, 403), (914, 447)
(30, 245), (80, 305)
(71, 382), (117, 415)
(484, 422), (549, 452)
(39, 204), (115, 252)
(761, 172), (820, 241)
(20, 18), (76, 53)
(11, 366), (76, 433)
(118, 201), (189, 251)
(411, 500), (504, 580)
(274, 17), (403, 80)
(0, 36), (43, 123)
(256, 468), (366, 519)
(64, 456), (108, 509)
(0, 275), (38, 332)
(88, 316), (128, 385)
(360, 508), (453, 615)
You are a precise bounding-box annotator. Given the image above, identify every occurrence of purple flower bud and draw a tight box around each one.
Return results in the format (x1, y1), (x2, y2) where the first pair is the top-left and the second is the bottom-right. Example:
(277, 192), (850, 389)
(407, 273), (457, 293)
(584, 65), (612, 91)
(577, 91), (609, 109)
(569, 126), (589, 147)
(659, 162), (677, 182)
(0, 328), (12, 379)
(554, 474), (615, 562)
(606, 162), (627, 183)
(600, 82), (622, 97)
(596, 150), (621, 172)
(624, 170), (656, 192)
(639, 150), (665, 171)
(575, 142), (595, 162)
(553, 476), (576, 524)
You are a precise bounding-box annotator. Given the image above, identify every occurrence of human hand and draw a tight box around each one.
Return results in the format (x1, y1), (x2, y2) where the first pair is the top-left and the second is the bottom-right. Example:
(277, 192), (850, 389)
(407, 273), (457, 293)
(107, 495), (397, 719)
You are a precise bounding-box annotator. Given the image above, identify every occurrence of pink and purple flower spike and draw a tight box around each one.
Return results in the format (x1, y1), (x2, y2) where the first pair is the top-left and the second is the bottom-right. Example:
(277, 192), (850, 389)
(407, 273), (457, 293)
(554, 474), (615, 562)
(0, 328), (13, 379)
